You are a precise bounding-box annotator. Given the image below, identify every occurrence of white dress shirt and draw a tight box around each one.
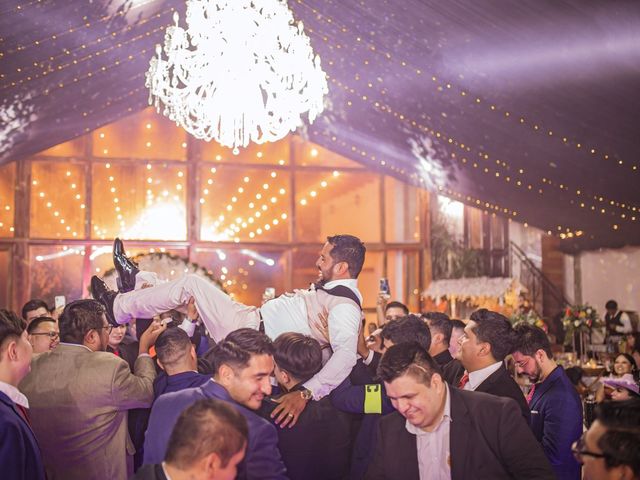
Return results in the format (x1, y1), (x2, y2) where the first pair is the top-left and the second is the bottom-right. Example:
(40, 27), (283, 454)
(0, 380), (29, 408)
(464, 361), (503, 391)
(406, 383), (452, 480)
(263, 278), (362, 400)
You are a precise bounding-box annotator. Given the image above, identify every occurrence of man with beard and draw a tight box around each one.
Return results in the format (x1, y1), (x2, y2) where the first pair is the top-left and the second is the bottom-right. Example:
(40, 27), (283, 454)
(19, 299), (164, 480)
(93, 234), (366, 425)
(512, 323), (583, 480)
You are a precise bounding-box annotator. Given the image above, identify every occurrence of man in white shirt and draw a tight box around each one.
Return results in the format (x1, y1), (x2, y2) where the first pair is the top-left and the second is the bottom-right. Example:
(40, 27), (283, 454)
(93, 234), (366, 426)
(454, 309), (530, 422)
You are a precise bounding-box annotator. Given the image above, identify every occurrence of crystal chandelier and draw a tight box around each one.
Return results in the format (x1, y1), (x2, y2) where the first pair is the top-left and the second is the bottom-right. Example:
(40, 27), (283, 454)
(146, 0), (328, 153)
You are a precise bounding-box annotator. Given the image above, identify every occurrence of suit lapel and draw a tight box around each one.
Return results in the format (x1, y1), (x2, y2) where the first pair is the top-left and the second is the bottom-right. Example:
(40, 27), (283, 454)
(391, 415), (420, 478)
(449, 389), (470, 480)
(530, 366), (560, 408)
(474, 366), (504, 393)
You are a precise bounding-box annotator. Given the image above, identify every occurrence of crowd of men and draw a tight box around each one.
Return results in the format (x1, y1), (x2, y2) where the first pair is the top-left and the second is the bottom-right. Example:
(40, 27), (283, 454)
(1, 235), (639, 480)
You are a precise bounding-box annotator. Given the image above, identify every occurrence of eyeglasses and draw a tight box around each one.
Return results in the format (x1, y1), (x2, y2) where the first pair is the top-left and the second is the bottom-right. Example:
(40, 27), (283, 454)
(31, 331), (60, 340)
(571, 434), (609, 463)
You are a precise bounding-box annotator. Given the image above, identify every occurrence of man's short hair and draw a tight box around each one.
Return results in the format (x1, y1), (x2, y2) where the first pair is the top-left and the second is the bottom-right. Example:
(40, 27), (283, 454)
(594, 399), (640, 477)
(26, 316), (56, 335)
(450, 319), (465, 331)
(211, 328), (274, 374)
(327, 234), (366, 278)
(385, 301), (409, 315)
(422, 312), (452, 344)
(156, 328), (192, 367)
(377, 343), (440, 386)
(381, 314), (432, 351)
(469, 309), (515, 361)
(59, 299), (106, 344)
(0, 309), (26, 353)
(21, 299), (49, 320)
(512, 322), (553, 359)
(605, 300), (618, 311)
(165, 398), (248, 469)
(273, 333), (322, 383)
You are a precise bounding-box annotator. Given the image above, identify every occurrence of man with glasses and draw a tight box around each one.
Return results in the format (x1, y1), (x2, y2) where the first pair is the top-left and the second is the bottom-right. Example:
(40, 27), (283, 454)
(20, 299), (166, 480)
(512, 323), (583, 480)
(26, 316), (59, 353)
(572, 399), (640, 480)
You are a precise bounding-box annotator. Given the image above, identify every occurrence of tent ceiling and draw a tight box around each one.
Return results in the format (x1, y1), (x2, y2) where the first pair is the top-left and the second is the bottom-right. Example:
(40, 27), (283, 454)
(1, 0), (640, 251)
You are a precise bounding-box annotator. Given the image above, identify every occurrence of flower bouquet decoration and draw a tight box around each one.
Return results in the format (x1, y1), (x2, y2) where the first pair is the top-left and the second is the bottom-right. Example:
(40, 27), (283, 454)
(510, 310), (548, 333)
(562, 304), (602, 362)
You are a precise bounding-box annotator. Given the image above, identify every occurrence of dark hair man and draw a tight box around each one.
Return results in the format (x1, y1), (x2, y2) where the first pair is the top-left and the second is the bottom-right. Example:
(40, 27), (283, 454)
(512, 323), (583, 480)
(144, 328), (287, 480)
(133, 399), (248, 480)
(153, 328), (210, 400)
(366, 343), (555, 479)
(452, 308), (530, 422)
(94, 234), (366, 426)
(0, 309), (45, 480)
(332, 315), (432, 479)
(26, 316), (59, 353)
(258, 333), (351, 480)
(422, 312), (455, 368)
(19, 299), (164, 480)
(21, 299), (50, 324)
(604, 300), (633, 352)
(574, 399), (640, 480)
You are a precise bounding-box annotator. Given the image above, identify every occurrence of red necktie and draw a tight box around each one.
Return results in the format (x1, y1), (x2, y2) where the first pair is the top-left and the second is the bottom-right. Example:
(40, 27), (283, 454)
(16, 404), (31, 426)
(526, 383), (536, 405)
(458, 372), (470, 389)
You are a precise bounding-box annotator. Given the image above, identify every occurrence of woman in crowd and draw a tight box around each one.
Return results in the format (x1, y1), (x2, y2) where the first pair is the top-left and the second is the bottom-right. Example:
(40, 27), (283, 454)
(597, 353), (638, 402)
(626, 332), (640, 370)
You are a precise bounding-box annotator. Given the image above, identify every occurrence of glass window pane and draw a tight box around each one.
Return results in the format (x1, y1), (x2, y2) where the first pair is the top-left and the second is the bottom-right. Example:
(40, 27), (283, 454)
(199, 166), (290, 243)
(467, 206), (484, 249)
(292, 137), (364, 168)
(0, 249), (10, 308)
(201, 136), (290, 165)
(89, 246), (189, 290)
(295, 170), (381, 243)
(490, 215), (506, 249)
(0, 162), (16, 238)
(38, 137), (85, 157)
(387, 250), (421, 313)
(291, 248), (383, 310)
(30, 245), (85, 304)
(93, 108), (187, 160)
(30, 162), (85, 239)
(91, 162), (187, 241)
(384, 176), (420, 243)
(192, 247), (286, 306)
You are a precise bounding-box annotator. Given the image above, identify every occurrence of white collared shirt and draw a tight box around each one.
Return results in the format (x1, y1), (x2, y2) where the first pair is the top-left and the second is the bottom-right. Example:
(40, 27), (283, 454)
(465, 361), (503, 391)
(262, 279), (362, 399)
(0, 380), (29, 409)
(406, 383), (452, 480)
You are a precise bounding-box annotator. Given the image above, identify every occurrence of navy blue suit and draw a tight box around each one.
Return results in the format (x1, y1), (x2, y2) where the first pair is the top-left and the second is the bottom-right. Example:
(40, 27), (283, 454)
(143, 379), (287, 480)
(0, 392), (45, 480)
(152, 371), (211, 400)
(529, 366), (583, 480)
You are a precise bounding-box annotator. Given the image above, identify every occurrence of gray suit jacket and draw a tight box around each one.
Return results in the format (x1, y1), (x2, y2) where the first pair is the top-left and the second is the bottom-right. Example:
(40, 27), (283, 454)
(20, 343), (156, 480)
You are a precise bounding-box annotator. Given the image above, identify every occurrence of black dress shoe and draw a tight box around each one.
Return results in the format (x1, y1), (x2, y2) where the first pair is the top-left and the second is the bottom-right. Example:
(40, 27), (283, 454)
(113, 237), (139, 293)
(91, 276), (119, 326)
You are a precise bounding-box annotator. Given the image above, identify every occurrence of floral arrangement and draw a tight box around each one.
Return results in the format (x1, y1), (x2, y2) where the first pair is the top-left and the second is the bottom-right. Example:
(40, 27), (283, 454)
(510, 310), (548, 333)
(562, 304), (602, 345)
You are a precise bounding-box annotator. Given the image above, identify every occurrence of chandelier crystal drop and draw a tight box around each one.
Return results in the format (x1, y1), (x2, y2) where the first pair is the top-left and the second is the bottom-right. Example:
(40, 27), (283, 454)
(146, 0), (328, 153)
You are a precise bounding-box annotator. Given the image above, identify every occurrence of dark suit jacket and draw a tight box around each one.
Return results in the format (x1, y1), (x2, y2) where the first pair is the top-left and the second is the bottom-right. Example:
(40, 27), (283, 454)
(433, 349), (454, 368)
(152, 371), (211, 400)
(144, 379), (287, 480)
(0, 392), (45, 480)
(131, 464), (168, 480)
(442, 358), (465, 385)
(529, 366), (583, 480)
(258, 384), (352, 480)
(365, 387), (555, 480)
(350, 353), (381, 385)
(330, 378), (395, 480)
(474, 365), (531, 424)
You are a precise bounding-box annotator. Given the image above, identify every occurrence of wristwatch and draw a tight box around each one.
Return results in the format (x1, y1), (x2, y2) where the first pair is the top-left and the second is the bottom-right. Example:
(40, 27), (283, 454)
(300, 388), (313, 401)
